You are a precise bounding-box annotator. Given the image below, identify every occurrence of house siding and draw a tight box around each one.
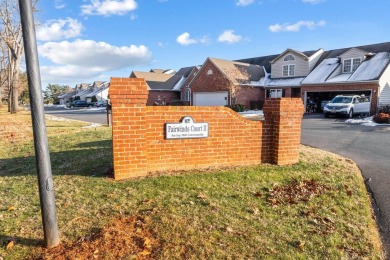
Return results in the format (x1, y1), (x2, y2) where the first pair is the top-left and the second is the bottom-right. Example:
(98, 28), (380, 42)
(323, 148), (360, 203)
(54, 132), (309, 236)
(271, 51), (309, 78)
(379, 84), (390, 107)
(308, 49), (324, 71)
(379, 64), (390, 106)
(340, 48), (367, 60)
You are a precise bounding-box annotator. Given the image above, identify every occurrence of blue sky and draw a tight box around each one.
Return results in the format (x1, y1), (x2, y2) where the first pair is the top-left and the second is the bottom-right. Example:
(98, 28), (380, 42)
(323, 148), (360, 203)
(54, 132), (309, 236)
(35, 0), (390, 89)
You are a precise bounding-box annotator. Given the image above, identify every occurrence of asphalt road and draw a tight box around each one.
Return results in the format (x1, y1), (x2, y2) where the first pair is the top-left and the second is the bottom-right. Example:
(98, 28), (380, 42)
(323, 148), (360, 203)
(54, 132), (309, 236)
(301, 114), (390, 255)
(44, 106), (109, 125)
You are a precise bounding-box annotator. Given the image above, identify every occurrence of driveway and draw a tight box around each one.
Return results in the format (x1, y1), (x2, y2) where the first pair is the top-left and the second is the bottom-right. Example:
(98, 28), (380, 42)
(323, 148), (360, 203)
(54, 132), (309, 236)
(301, 114), (390, 255)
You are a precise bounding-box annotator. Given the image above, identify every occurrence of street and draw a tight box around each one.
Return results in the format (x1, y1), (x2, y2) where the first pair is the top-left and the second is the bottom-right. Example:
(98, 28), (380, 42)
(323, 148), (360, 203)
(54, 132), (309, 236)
(44, 106), (109, 125)
(301, 114), (390, 255)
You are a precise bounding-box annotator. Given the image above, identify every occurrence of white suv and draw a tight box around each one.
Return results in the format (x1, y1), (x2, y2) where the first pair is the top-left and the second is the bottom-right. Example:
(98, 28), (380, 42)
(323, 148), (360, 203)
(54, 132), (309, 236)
(323, 95), (370, 118)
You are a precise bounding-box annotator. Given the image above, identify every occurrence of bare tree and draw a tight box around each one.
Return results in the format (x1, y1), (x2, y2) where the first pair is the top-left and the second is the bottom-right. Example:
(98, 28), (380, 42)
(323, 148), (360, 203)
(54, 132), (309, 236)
(0, 42), (7, 109)
(0, 0), (36, 113)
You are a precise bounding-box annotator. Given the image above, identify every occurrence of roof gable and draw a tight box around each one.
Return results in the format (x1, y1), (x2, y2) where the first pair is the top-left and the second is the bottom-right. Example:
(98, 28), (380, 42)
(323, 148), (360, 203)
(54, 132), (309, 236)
(339, 47), (368, 59)
(270, 48), (310, 64)
(302, 51), (390, 84)
(208, 57), (264, 84)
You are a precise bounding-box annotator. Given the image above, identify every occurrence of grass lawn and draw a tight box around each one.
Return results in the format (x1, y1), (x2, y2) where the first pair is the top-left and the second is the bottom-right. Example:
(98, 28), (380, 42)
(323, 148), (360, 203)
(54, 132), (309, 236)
(0, 109), (384, 259)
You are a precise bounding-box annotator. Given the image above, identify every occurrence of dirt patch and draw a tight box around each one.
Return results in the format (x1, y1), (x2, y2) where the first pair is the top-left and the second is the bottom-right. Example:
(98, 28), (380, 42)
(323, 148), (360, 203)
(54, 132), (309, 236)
(266, 179), (329, 206)
(34, 215), (160, 259)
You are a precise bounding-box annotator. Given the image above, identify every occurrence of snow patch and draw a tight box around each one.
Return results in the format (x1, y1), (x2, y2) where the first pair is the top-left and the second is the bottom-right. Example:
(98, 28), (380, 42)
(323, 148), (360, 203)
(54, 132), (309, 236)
(345, 116), (390, 126)
(82, 123), (102, 128)
(46, 115), (73, 122)
(239, 110), (264, 118)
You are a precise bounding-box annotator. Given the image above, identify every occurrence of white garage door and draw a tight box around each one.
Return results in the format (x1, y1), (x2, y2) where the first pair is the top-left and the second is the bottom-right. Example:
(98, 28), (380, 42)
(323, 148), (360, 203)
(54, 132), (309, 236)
(193, 92), (228, 106)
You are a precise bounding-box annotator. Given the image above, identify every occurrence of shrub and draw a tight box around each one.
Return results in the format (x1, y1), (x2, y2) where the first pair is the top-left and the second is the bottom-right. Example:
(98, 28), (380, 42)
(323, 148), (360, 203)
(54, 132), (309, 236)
(250, 100), (263, 110)
(378, 105), (390, 114)
(373, 113), (390, 124)
(169, 100), (185, 106)
(226, 104), (245, 112)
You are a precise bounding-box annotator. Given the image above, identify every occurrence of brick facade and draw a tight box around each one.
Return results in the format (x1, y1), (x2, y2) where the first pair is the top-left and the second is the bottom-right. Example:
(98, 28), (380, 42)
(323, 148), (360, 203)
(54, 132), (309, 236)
(180, 67), (199, 101)
(147, 90), (180, 106)
(189, 60), (263, 109)
(110, 78), (304, 180)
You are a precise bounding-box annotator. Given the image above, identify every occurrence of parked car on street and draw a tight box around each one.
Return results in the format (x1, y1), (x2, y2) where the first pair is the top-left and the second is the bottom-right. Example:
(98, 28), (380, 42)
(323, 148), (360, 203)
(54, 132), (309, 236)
(323, 95), (370, 118)
(70, 100), (94, 108)
(94, 100), (107, 107)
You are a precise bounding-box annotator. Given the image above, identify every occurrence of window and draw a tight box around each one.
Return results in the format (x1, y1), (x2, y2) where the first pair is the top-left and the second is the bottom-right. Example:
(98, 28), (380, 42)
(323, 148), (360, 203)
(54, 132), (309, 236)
(343, 58), (361, 73)
(343, 59), (351, 73)
(283, 65), (288, 76)
(284, 54), (295, 61)
(207, 69), (213, 75)
(352, 58), (361, 71)
(269, 89), (283, 98)
(184, 89), (190, 102)
(289, 65), (295, 76)
(282, 65), (295, 77)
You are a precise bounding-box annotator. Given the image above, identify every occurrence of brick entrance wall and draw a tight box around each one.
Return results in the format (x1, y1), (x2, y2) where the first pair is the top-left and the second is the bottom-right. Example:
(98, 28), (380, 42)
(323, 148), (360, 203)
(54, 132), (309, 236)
(110, 78), (304, 180)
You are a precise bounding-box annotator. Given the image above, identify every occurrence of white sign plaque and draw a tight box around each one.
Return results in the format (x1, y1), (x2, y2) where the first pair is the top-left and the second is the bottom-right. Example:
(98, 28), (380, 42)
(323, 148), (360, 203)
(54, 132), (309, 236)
(165, 116), (209, 139)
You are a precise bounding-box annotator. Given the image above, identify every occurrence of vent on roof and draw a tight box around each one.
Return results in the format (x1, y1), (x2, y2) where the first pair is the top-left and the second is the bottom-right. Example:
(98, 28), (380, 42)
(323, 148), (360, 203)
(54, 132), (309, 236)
(207, 69), (213, 75)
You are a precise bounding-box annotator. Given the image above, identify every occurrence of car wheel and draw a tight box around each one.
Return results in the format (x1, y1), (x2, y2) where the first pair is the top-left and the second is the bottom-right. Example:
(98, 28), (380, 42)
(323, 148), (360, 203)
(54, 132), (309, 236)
(324, 113), (329, 118)
(348, 109), (353, 118)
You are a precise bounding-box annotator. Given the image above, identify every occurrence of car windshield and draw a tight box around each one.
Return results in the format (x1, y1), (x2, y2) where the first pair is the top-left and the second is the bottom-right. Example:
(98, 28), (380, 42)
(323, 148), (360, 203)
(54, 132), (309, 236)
(331, 97), (352, 104)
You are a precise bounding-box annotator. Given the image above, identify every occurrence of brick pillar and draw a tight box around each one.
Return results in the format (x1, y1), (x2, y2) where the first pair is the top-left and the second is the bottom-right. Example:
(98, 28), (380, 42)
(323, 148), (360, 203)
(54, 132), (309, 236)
(109, 78), (148, 180)
(263, 98), (304, 165)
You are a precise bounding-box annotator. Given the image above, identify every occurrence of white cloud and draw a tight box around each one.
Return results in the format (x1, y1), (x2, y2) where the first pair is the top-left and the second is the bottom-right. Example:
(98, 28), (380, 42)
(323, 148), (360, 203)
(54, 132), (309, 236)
(199, 36), (210, 44)
(81, 0), (137, 16)
(176, 32), (198, 46)
(302, 0), (325, 4)
(54, 0), (66, 9)
(36, 18), (83, 41)
(158, 42), (168, 48)
(268, 20), (326, 32)
(218, 30), (242, 44)
(38, 39), (151, 82)
(236, 0), (255, 6)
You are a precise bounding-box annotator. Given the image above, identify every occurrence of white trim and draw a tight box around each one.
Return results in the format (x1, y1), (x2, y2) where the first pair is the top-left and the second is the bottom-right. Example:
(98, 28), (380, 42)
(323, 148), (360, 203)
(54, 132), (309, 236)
(342, 57), (361, 73)
(284, 54), (295, 61)
(282, 64), (295, 77)
(269, 89), (283, 98)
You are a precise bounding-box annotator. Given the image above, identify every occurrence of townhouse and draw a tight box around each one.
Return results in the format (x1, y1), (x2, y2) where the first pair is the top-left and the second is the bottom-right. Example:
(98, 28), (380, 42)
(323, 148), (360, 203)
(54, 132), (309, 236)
(135, 42), (390, 114)
(130, 67), (197, 105)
